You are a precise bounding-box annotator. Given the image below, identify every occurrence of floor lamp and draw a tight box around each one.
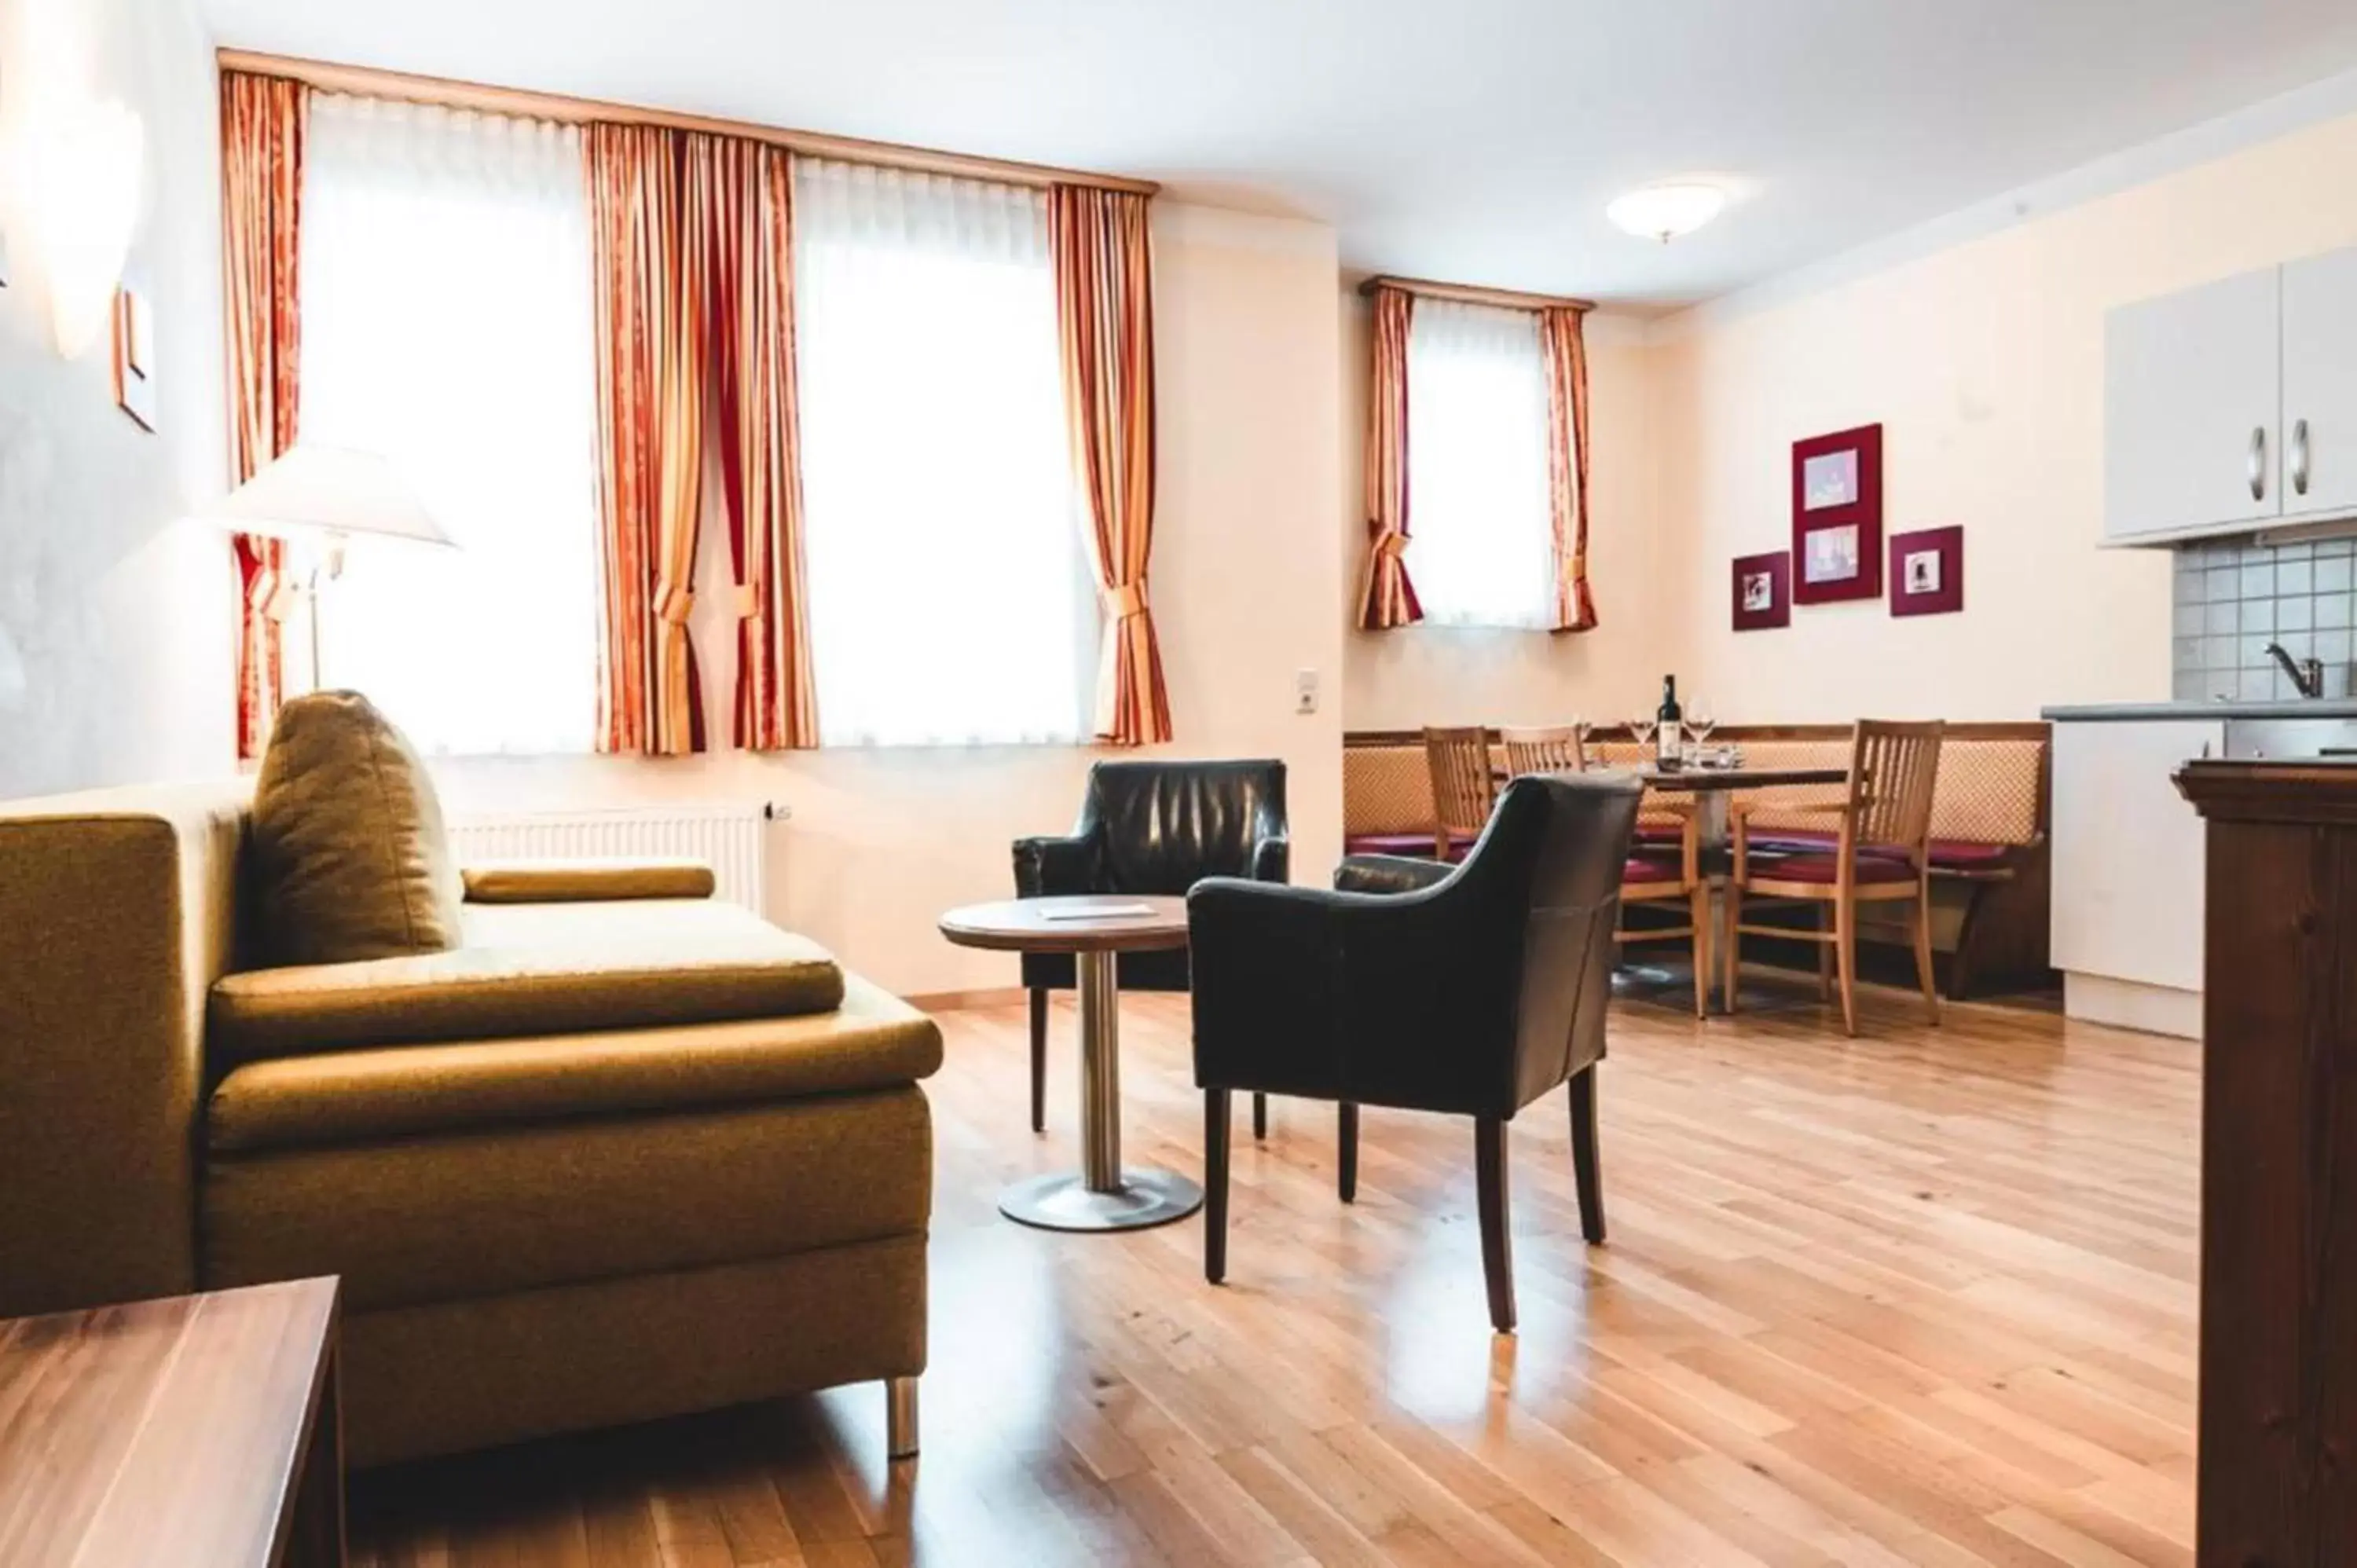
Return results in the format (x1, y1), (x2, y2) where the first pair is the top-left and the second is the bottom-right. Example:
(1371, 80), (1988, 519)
(203, 445), (453, 691)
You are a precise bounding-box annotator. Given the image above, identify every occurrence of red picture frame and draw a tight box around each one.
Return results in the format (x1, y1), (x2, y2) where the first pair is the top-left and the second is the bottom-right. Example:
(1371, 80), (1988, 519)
(1889, 526), (1963, 617)
(1791, 423), (1882, 604)
(1732, 551), (1790, 632)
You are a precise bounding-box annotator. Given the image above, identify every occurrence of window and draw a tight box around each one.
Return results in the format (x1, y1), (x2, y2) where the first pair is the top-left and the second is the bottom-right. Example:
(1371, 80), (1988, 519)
(299, 94), (601, 755)
(1402, 299), (1556, 630)
(792, 159), (1094, 746)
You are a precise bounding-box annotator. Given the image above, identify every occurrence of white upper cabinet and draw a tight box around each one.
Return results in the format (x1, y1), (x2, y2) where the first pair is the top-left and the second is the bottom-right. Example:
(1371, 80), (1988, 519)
(2283, 247), (2357, 521)
(2104, 267), (2282, 542)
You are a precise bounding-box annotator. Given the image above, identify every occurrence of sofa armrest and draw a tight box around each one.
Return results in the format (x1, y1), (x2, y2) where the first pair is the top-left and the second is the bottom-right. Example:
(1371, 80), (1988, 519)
(462, 858), (717, 903)
(1252, 829), (1291, 885)
(1013, 830), (1101, 896)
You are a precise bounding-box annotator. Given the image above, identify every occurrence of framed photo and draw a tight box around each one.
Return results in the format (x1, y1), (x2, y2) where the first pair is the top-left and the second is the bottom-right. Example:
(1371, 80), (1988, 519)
(1791, 423), (1882, 604)
(1889, 526), (1963, 617)
(112, 285), (156, 432)
(1732, 550), (1791, 632)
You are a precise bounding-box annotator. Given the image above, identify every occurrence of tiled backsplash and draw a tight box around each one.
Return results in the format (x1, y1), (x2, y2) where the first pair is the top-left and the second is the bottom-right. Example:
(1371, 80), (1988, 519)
(2172, 536), (2357, 701)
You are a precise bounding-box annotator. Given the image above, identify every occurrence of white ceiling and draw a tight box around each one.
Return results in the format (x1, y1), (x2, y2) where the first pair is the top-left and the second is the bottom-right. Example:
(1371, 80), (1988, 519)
(201, 0), (2357, 310)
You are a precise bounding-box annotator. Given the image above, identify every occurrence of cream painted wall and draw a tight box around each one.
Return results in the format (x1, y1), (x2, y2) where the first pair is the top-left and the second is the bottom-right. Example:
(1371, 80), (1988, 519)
(0, 0), (231, 797)
(433, 201), (1344, 998)
(1337, 295), (1670, 733)
(1652, 108), (2357, 722)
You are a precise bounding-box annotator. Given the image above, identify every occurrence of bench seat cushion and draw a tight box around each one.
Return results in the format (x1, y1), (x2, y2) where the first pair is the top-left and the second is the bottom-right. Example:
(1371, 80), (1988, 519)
(1622, 856), (1686, 885)
(1928, 837), (2016, 870)
(1749, 851), (1917, 886)
(208, 974), (937, 1153)
(210, 899), (843, 1064)
(1343, 830), (1477, 860)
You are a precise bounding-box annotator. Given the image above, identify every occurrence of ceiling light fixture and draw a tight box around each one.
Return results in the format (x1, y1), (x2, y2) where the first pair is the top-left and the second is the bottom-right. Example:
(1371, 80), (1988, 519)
(1607, 182), (1727, 244)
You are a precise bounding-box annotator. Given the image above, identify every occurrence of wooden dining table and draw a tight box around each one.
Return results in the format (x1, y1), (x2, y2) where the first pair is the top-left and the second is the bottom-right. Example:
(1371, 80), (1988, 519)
(1612, 761), (1851, 1011)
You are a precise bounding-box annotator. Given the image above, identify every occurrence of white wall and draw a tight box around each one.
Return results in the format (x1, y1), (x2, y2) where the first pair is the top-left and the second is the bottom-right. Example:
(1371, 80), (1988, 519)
(434, 201), (1345, 998)
(0, 0), (230, 798)
(1337, 295), (1670, 734)
(1651, 105), (2357, 722)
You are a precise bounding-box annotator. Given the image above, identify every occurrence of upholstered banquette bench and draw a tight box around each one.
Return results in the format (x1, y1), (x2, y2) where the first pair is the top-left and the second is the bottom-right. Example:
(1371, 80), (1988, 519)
(1341, 723), (2053, 999)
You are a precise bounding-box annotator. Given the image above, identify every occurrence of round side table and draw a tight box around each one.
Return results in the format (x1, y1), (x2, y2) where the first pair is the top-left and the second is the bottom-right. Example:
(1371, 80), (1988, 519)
(938, 895), (1200, 1233)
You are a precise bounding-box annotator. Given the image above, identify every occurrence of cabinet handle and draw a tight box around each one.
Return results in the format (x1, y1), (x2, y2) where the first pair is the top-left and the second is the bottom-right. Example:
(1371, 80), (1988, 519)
(2294, 418), (2311, 497)
(2249, 426), (2268, 502)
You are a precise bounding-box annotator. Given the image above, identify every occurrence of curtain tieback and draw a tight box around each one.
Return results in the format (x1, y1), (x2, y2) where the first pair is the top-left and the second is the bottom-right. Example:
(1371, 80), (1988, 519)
(730, 582), (761, 620)
(656, 585), (696, 626)
(1102, 582), (1148, 620)
(1372, 526), (1411, 560)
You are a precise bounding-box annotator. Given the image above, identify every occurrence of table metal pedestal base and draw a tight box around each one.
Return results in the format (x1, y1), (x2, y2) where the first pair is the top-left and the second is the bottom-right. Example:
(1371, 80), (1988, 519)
(999, 1169), (1203, 1232)
(999, 947), (1204, 1233)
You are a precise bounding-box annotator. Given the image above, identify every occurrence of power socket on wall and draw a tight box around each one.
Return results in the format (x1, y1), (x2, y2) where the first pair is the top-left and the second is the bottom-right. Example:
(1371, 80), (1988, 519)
(1295, 669), (1318, 715)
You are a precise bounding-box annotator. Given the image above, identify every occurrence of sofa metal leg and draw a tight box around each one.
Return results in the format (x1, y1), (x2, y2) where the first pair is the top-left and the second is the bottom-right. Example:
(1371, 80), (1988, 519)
(1338, 1101), (1359, 1203)
(1205, 1089), (1232, 1284)
(1475, 1116), (1516, 1334)
(1028, 988), (1048, 1134)
(1568, 1068), (1606, 1245)
(1252, 1091), (1267, 1141)
(885, 1376), (919, 1460)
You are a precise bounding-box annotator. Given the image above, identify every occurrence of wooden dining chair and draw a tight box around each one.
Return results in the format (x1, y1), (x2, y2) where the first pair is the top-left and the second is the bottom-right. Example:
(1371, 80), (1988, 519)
(1423, 727), (1498, 860)
(1499, 724), (1589, 776)
(1722, 720), (1946, 1035)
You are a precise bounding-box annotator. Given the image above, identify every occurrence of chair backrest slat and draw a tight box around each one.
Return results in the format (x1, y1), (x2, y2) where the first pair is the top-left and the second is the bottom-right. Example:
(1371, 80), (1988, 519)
(1424, 727), (1498, 855)
(1500, 724), (1589, 778)
(1846, 720), (1945, 863)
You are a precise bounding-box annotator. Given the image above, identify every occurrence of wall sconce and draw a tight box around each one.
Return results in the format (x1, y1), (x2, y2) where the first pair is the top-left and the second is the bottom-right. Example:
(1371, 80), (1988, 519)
(22, 94), (142, 357)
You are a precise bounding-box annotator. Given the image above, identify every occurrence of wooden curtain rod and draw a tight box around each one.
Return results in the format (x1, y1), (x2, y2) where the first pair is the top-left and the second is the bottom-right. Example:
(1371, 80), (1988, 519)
(1358, 273), (1594, 314)
(217, 48), (1161, 197)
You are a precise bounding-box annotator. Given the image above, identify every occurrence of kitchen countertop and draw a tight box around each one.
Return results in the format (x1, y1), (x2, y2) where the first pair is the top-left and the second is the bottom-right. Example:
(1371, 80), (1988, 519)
(2044, 700), (2357, 722)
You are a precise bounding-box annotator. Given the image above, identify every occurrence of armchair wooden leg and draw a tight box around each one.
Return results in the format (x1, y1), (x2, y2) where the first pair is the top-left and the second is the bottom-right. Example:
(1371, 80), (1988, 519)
(1028, 987), (1048, 1134)
(1475, 1116), (1516, 1334)
(1338, 1101), (1359, 1203)
(1835, 896), (1859, 1037)
(1912, 889), (1941, 1027)
(1252, 1092), (1268, 1141)
(1204, 1089), (1231, 1284)
(1816, 904), (1835, 1001)
(1568, 1068), (1605, 1245)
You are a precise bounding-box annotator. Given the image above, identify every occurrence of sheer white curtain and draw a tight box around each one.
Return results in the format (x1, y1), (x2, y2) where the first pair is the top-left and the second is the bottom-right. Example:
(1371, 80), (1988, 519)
(298, 93), (600, 755)
(1402, 298), (1556, 630)
(792, 158), (1093, 746)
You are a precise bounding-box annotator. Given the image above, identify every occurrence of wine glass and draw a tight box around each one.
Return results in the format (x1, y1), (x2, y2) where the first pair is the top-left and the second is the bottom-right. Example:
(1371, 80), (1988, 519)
(1687, 697), (1717, 762)
(1626, 713), (1657, 763)
(1571, 717), (1596, 770)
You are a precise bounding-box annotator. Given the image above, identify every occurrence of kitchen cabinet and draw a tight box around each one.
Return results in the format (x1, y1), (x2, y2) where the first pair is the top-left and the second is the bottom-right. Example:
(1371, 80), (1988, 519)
(2283, 247), (2357, 520)
(2051, 717), (2220, 1033)
(2104, 244), (2357, 544)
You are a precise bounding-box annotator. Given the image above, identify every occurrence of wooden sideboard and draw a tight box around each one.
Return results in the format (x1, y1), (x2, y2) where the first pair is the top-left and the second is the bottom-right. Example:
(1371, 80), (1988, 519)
(2176, 760), (2357, 1565)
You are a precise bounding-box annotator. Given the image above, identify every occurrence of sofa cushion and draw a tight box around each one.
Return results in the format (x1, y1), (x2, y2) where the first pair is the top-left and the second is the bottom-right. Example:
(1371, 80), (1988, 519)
(208, 975), (940, 1152)
(209, 899), (844, 1064)
(460, 858), (717, 903)
(248, 690), (464, 966)
(203, 1086), (930, 1313)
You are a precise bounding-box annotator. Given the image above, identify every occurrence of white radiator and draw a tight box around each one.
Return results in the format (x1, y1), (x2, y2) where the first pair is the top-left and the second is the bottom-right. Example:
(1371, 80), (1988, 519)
(445, 802), (775, 913)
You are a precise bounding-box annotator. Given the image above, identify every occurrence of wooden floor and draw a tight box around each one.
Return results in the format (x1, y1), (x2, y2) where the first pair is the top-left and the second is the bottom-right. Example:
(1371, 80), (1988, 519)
(351, 976), (2199, 1567)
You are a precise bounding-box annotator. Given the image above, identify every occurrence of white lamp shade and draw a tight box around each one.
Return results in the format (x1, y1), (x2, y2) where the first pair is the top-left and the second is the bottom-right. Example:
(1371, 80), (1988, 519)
(204, 445), (452, 548)
(1606, 182), (1728, 243)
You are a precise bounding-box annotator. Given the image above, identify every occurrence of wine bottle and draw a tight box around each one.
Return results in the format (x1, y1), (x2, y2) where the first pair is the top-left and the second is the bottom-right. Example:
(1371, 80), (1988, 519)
(1656, 675), (1682, 768)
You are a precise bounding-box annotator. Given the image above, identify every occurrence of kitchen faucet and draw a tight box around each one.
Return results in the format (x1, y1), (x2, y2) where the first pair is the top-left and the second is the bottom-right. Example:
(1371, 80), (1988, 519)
(2264, 641), (2326, 699)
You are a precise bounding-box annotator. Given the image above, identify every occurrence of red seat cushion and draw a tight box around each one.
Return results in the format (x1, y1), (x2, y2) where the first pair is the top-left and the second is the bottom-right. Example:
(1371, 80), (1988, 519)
(1343, 831), (1476, 860)
(1622, 856), (1685, 885)
(1927, 838), (2014, 870)
(1747, 828), (1836, 855)
(1750, 851), (1916, 886)
(1633, 821), (1684, 845)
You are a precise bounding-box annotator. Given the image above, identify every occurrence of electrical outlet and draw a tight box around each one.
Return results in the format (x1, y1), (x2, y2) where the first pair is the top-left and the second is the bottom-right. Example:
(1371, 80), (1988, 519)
(1295, 669), (1318, 715)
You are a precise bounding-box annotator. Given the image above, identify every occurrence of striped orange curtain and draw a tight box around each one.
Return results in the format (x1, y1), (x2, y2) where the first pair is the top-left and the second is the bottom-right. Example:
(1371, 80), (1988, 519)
(585, 124), (706, 755)
(221, 71), (307, 757)
(690, 134), (819, 749)
(1355, 284), (1420, 628)
(1541, 305), (1597, 632)
(1050, 185), (1171, 746)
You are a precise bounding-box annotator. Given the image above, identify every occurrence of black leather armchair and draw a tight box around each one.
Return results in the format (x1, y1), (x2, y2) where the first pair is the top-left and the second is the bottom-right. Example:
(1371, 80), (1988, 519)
(1186, 772), (1640, 1333)
(1013, 760), (1288, 1134)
